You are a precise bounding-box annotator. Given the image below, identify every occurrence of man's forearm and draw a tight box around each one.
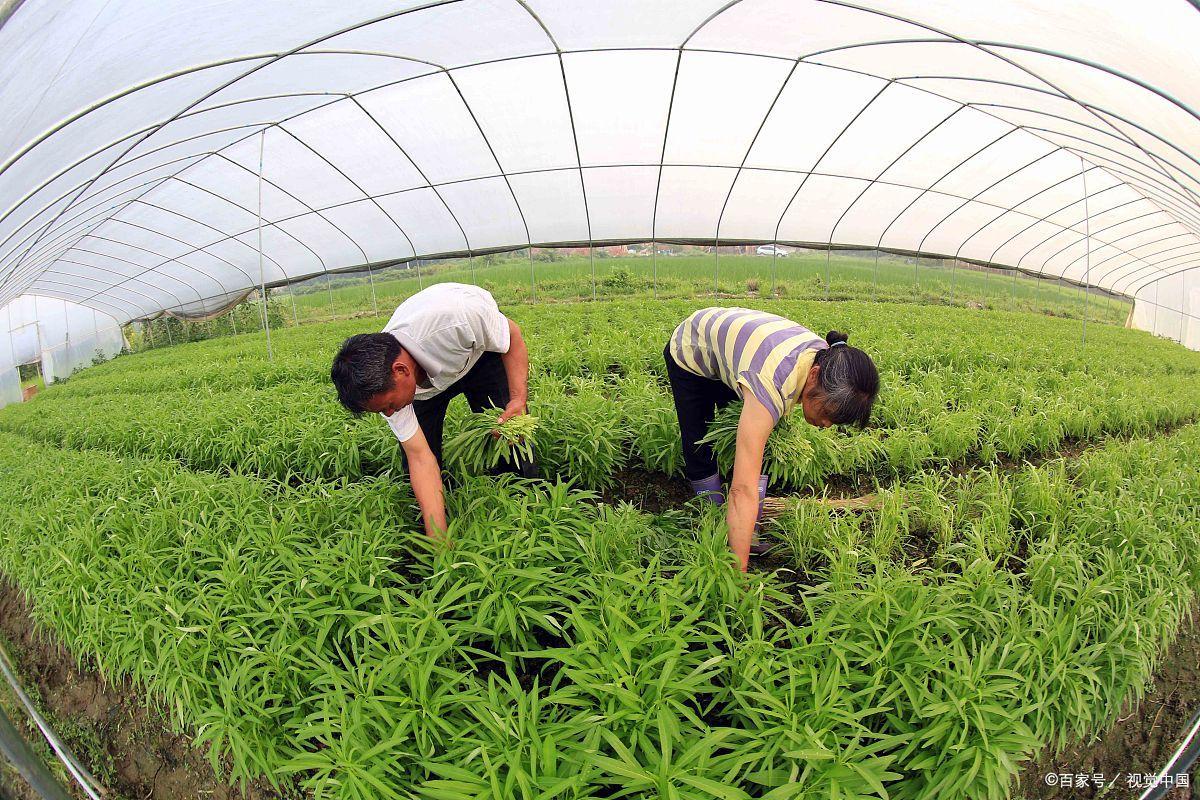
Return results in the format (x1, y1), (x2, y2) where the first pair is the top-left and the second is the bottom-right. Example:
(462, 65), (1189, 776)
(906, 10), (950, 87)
(409, 457), (448, 540)
(500, 319), (529, 411)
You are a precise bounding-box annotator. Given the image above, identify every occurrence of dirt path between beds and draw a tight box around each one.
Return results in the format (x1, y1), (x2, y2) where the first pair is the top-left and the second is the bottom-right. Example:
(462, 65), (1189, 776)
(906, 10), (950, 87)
(0, 580), (296, 800)
(1013, 605), (1200, 799)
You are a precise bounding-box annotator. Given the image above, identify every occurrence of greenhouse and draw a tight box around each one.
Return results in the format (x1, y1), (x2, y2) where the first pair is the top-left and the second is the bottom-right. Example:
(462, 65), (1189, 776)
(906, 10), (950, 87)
(1, 1), (1199, 799)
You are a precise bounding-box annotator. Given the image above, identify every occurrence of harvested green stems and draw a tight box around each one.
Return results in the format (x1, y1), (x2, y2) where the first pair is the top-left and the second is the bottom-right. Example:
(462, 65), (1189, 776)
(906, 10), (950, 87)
(3, 298), (1200, 799)
(444, 411), (539, 474)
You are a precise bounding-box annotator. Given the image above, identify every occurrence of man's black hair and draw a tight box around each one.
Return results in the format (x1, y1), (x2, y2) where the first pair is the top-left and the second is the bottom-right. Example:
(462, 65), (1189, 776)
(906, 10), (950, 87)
(812, 330), (880, 427)
(331, 333), (403, 414)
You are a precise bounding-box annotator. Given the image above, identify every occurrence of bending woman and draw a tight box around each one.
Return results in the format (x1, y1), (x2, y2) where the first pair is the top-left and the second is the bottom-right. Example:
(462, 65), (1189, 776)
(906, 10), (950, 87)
(664, 307), (880, 571)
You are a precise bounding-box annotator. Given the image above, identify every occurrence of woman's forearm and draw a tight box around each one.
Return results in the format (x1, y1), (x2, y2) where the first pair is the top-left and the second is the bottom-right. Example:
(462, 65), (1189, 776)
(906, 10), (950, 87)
(726, 480), (759, 571)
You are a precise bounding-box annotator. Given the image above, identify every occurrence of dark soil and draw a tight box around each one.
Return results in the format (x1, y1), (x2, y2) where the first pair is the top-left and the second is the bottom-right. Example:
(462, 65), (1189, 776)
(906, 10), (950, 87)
(600, 467), (694, 514)
(1013, 606), (1200, 799)
(0, 580), (294, 800)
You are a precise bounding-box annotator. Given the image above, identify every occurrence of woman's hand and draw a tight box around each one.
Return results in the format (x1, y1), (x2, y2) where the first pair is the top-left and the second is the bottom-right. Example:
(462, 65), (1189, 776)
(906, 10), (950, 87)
(728, 394), (774, 571)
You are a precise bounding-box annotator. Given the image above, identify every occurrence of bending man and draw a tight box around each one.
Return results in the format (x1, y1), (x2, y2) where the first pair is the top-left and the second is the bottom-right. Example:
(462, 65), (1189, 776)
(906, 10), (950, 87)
(331, 282), (534, 539)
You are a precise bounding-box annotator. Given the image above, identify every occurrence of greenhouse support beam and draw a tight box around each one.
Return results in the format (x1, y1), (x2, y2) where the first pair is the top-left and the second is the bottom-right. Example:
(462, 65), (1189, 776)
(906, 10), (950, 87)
(256, 132), (273, 360)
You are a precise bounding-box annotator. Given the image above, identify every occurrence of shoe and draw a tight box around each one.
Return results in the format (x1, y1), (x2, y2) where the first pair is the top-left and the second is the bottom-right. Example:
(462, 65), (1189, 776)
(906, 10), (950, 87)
(690, 472), (724, 505)
(750, 474), (771, 555)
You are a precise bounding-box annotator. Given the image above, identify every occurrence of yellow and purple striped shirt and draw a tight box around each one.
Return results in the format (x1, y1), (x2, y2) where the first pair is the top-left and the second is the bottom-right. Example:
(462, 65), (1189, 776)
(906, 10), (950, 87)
(669, 307), (827, 423)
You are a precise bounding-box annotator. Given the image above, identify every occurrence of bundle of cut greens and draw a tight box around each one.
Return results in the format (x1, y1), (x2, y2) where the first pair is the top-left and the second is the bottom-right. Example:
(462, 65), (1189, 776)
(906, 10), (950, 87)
(444, 410), (539, 474)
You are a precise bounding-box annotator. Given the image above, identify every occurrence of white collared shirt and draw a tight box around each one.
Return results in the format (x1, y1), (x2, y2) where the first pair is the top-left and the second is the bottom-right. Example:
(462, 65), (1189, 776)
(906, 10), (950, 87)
(380, 283), (510, 441)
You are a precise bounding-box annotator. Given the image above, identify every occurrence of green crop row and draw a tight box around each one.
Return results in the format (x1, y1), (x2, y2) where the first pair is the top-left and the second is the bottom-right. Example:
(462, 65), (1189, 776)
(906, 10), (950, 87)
(762, 425), (1200, 795)
(49, 298), (1186, 404)
(1, 420), (1197, 799)
(6, 347), (1198, 496)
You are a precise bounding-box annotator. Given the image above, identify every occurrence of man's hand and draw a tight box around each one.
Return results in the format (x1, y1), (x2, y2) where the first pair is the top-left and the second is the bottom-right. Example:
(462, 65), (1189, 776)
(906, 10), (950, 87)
(495, 396), (528, 430)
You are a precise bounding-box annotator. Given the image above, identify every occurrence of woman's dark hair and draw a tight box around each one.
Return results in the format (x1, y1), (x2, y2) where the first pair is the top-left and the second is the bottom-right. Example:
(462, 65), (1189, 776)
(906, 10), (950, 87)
(812, 330), (880, 427)
(330, 333), (403, 414)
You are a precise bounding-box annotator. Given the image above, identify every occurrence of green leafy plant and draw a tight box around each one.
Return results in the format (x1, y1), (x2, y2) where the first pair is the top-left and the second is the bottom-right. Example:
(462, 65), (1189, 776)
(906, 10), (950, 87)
(444, 410), (539, 476)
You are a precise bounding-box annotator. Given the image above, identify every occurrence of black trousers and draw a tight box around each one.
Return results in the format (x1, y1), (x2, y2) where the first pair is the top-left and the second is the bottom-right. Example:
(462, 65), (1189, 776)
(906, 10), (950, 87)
(410, 351), (539, 478)
(664, 345), (739, 482)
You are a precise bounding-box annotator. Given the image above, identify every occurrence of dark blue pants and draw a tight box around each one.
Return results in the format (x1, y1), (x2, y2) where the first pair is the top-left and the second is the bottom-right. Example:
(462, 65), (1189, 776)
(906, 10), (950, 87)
(410, 351), (539, 478)
(664, 345), (738, 482)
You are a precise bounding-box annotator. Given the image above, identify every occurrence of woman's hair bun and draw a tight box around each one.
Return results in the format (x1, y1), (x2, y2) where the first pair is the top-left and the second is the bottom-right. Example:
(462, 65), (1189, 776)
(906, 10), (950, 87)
(825, 330), (849, 346)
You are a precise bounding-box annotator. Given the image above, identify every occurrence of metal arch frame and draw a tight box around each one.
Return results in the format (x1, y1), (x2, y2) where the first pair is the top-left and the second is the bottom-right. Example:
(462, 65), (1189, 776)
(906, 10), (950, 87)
(1127, 261), (1200, 300)
(68, 234), (219, 301)
(805, 4), (1200, 234)
(440, 63), (538, 290)
(42, 257), (188, 311)
(0, 89), (364, 237)
(26, 278), (150, 319)
(687, 4), (1200, 241)
(1123, 248), (1200, 292)
(0, 150), (230, 271)
(985, 179), (1119, 268)
(55, 45), (546, 307)
(107, 214), (255, 293)
(32, 272), (186, 318)
(33, 161), (1178, 313)
(0, 119), (268, 252)
(797, 9), (1200, 296)
(1108, 254), (1200, 309)
(59, 236), (211, 309)
(1051, 219), (1182, 280)
(916, 141), (1060, 259)
(1002, 124), (1200, 230)
(25, 281), (145, 321)
(8, 40), (1195, 232)
(514, 1), (597, 298)
(827, 106), (964, 250)
(648, 50), (683, 275)
(886, 75), (1200, 203)
(172, 160), (333, 267)
(1114, 243), (1200, 296)
(879, 128), (1019, 256)
(8, 172), (249, 301)
(1085, 234), (1198, 287)
(1038, 208), (1166, 272)
(0, 79), (442, 255)
(1013, 192), (1145, 275)
(0, 17), (1197, 314)
(264, 123), (392, 313)
(944, 88), (1200, 191)
(969, 194), (1147, 281)
(16, 162), (1181, 315)
(0, 64), (1178, 279)
(346, 95), (473, 256)
(70, 207), (337, 314)
(123, 195), (285, 287)
(0, 81), (464, 300)
(270, 123), (409, 263)
(10, 133), (392, 311)
(7, 173), (278, 311)
(937, 96), (1200, 230)
(712, 52), (835, 267)
(0, 0), (468, 307)
(771, 81), (896, 282)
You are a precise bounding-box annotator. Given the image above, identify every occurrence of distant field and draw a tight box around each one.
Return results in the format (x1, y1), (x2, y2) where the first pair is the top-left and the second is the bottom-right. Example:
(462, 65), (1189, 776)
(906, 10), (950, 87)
(275, 251), (1128, 325)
